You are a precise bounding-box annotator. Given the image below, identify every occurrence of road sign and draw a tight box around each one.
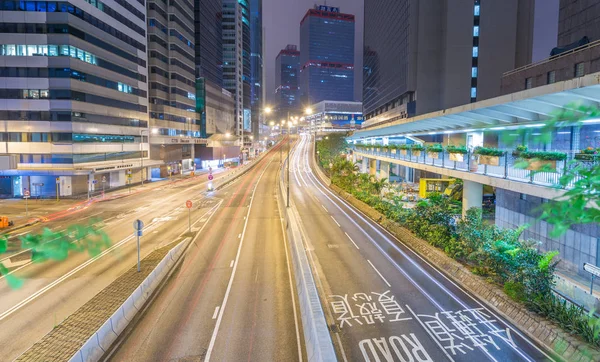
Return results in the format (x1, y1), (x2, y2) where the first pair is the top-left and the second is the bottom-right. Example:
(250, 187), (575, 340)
(92, 180), (97, 184)
(56, 177), (60, 184)
(584, 263), (600, 277)
(32, 183), (44, 186)
(102, 176), (106, 183)
(133, 219), (144, 231)
(584, 263), (600, 294)
(23, 190), (30, 197)
(208, 174), (214, 181)
(186, 200), (193, 208)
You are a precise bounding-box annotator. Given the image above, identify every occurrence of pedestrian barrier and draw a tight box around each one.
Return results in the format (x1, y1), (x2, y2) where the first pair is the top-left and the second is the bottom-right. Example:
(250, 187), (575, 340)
(68, 240), (187, 362)
(277, 170), (337, 361)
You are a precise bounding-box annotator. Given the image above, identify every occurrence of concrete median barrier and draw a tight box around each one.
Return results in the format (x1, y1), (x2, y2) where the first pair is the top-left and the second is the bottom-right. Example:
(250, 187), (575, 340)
(277, 173), (337, 362)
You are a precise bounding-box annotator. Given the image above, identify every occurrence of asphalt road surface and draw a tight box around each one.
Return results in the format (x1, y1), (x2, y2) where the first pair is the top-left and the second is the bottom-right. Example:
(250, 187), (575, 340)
(0, 165), (251, 361)
(105, 142), (304, 362)
(289, 134), (556, 362)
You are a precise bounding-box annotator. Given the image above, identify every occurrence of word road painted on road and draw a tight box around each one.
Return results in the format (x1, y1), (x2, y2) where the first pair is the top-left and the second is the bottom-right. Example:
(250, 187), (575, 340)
(330, 290), (411, 328)
(359, 334), (433, 362)
(414, 307), (516, 356)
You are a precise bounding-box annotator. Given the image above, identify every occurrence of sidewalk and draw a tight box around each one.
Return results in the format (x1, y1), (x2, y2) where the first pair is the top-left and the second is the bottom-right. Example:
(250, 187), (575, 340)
(554, 268), (600, 314)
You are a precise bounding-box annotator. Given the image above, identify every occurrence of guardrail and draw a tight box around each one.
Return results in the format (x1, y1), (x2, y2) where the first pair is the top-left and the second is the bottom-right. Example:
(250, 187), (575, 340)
(70, 240), (187, 362)
(278, 144), (337, 362)
(354, 147), (594, 189)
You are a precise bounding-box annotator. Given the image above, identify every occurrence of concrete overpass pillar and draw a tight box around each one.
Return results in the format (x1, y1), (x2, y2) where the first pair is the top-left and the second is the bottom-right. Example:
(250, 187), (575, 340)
(352, 152), (357, 164)
(379, 161), (390, 180)
(361, 157), (369, 174)
(462, 180), (483, 218)
(369, 159), (377, 176)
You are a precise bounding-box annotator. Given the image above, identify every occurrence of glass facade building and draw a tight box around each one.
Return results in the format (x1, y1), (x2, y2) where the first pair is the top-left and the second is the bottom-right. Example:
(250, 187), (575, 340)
(299, 6), (355, 104)
(0, 0), (150, 196)
(363, 0), (411, 117)
(250, 0), (263, 138)
(223, 0), (251, 135)
(275, 45), (301, 116)
(195, 0), (223, 87)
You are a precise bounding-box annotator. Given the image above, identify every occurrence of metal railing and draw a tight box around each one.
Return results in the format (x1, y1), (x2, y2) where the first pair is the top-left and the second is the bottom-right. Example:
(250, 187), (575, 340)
(353, 147), (595, 189)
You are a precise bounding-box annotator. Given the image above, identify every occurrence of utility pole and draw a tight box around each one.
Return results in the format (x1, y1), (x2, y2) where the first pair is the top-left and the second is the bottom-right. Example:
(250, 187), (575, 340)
(287, 121), (291, 207)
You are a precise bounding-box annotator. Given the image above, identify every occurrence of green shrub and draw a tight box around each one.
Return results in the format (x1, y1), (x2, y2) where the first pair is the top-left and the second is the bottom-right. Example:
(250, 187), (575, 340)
(426, 143), (443, 153)
(519, 151), (567, 161)
(398, 144), (411, 150)
(411, 144), (425, 151)
(474, 146), (504, 157)
(446, 145), (468, 154)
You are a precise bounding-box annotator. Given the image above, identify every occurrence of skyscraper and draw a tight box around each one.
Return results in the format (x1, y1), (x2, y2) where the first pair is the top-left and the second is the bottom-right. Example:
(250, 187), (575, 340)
(250, 0), (263, 139)
(0, 1), (150, 197)
(223, 0), (251, 137)
(299, 5), (355, 105)
(195, 0), (237, 141)
(275, 45), (301, 117)
(147, 0), (200, 175)
(363, 0), (536, 124)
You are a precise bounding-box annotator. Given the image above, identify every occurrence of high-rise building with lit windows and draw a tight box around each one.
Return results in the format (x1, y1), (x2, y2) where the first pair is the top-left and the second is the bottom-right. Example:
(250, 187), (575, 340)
(223, 0), (251, 138)
(147, 0), (200, 176)
(0, 0), (152, 198)
(363, 0), (538, 125)
(299, 5), (355, 105)
(275, 45), (300, 117)
(250, 0), (263, 140)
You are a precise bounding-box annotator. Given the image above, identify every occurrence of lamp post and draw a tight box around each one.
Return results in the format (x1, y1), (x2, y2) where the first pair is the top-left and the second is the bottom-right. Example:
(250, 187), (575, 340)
(140, 129), (149, 186)
(287, 120), (292, 207)
(305, 107), (313, 139)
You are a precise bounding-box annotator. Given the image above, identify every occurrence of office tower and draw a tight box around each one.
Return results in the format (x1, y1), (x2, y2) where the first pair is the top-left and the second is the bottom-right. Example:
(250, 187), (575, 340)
(299, 4), (355, 105)
(275, 45), (301, 117)
(363, 0), (537, 124)
(0, 1), (150, 197)
(147, 0), (200, 175)
(223, 0), (251, 138)
(250, 0), (263, 139)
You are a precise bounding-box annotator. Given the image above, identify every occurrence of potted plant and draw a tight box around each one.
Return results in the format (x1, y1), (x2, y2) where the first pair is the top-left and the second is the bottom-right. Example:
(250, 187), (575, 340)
(426, 143), (443, 159)
(398, 144), (411, 156)
(474, 147), (504, 166)
(519, 150), (567, 171)
(411, 144), (425, 158)
(574, 147), (600, 162)
(389, 144), (398, 154)
(512, 145), (528, 158)
(446, 145), (468, 162)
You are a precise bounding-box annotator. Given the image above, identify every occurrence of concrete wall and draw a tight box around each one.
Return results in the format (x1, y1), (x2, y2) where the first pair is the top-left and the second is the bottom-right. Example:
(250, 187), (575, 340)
(495, 188), (599, 278)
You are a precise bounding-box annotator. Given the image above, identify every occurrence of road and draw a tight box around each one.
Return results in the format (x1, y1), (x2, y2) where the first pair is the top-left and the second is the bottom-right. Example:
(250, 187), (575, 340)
(0, 165), (248, 361)
(105, 142), (304, 361)
(289, 134), (555, 362)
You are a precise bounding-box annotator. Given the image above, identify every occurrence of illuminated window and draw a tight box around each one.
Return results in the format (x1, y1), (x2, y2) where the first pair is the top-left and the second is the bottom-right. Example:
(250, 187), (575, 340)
(472, 47), (479, 57)
(472, 67), (478, 78)
(473, 26), (479, 37)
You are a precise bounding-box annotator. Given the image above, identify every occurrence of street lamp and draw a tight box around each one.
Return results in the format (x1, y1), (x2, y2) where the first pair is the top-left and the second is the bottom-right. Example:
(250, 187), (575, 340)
(140, 129), (149, 186)
(287, 120), (292, 207)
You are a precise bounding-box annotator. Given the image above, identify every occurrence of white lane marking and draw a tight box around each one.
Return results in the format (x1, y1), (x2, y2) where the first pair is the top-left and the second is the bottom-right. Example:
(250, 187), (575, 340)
(212, 306), (220, 319)
(335, 333), (349, 362)
(367, 260), (391, 287)
(406, 304), (455, 362)
(238, 233), (241, 239)
(229, 260), (234, 268)
(344, 232), (360, 250)
(330, 215), (341, 228)
(0, 201), (223, 321)
(205, 158), (272, 361)
(278, 194), (304, 362)
(302, 140), (537, 362)
(321, 204), (328, 212)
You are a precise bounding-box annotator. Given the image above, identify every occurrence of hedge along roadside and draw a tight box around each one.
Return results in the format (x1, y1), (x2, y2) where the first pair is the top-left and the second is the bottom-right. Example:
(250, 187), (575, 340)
(315, 152), (600, 361)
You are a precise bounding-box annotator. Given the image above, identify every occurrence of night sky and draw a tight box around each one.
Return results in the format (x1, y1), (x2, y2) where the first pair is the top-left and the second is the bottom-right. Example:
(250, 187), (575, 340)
(263, 0), (364, 104)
